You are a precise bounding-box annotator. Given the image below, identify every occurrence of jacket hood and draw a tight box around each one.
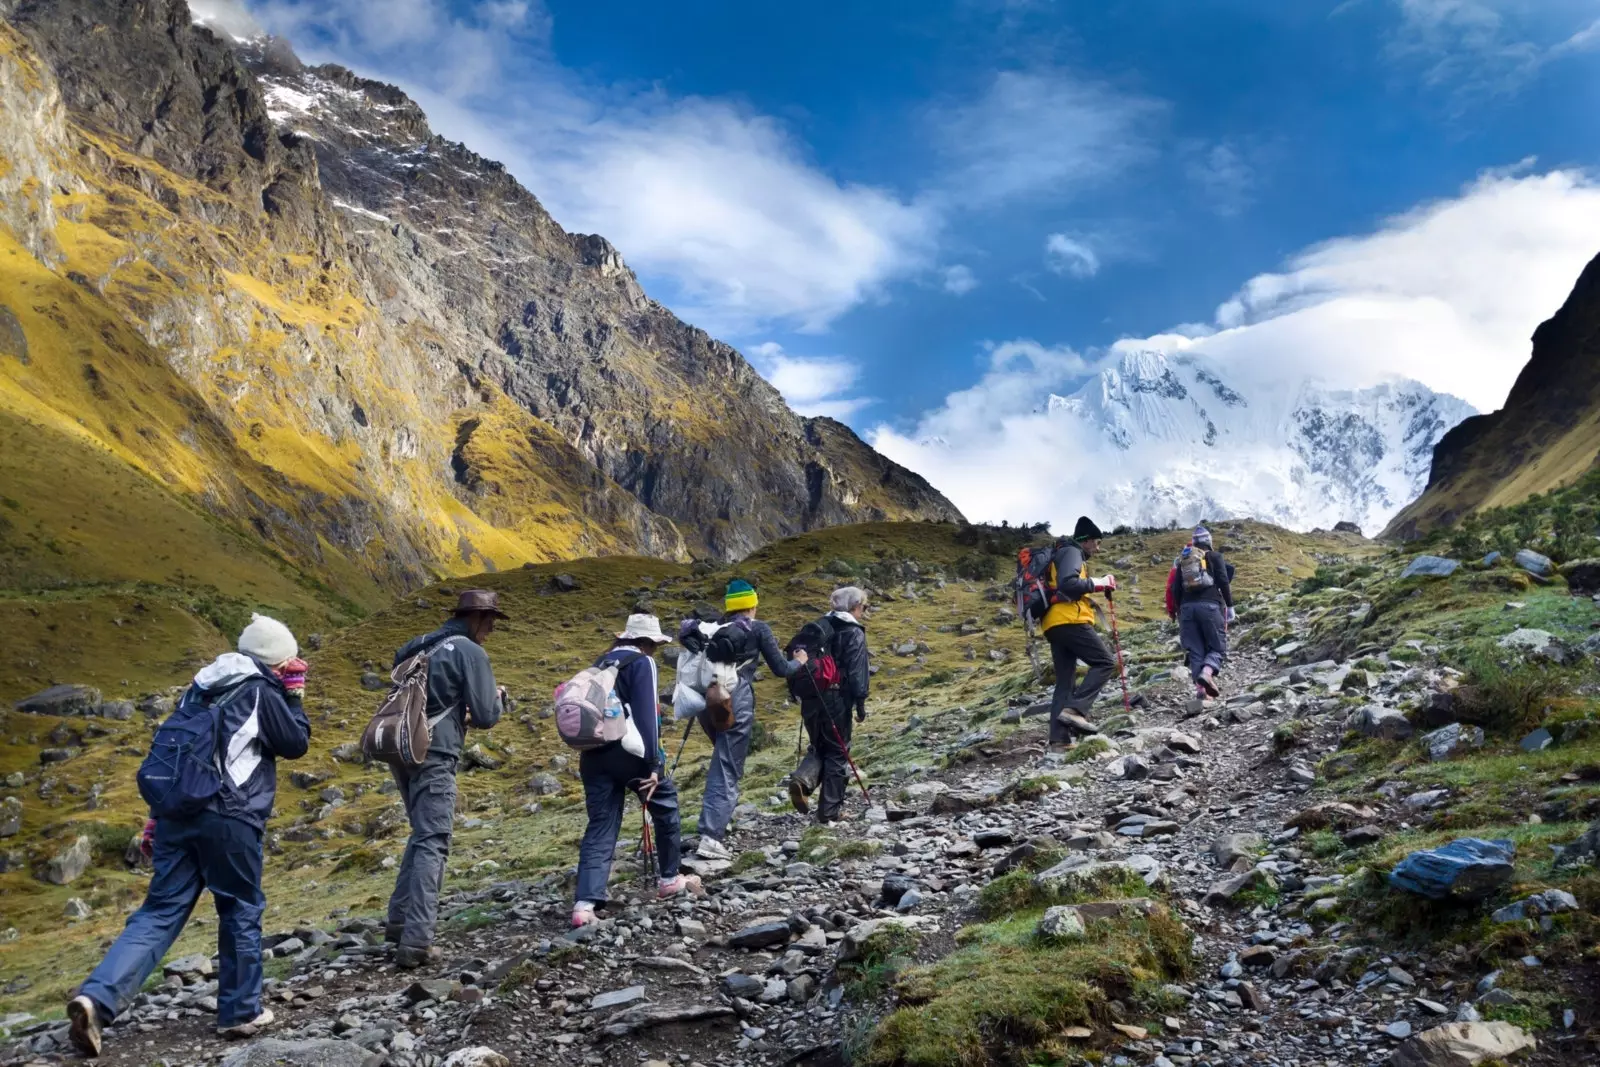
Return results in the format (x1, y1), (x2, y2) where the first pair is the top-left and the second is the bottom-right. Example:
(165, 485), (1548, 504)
(828, 610), (865, 628)
(193, 652), (264, 692)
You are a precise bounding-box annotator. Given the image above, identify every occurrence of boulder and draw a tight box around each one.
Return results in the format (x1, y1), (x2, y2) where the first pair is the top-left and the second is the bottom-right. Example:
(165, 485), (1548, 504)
(359, 672), (386, 691)
(1423, 723), (1484, 762)
(330, 742), (364, 763)
(14, 685), (101, 717)
(1210, 833), (1263, 869)
(1497, 628), (1554, 654)
(1106, 755), (1149, 780)
(1512, 549), (1553, 577)
(1481, 551), (1501, 567)
(528, 773), (562, 795)
(929, 791), (993, 815)
(1389, 838), (1515, 901)
(0, 797), (20, 838)
(44, 835), (92, 885)
(729, 921), (792, 950)
(1356, 706), (1414, 741)
(220, 1039), (372, 1067)
(1204, 866), (1276, 906)
(721, 973), (763, 998)
(1035, 906), (1086, 940)
(1341, 825), (1384, 847)
(1561, 557), (1600, 595)
(63, 897), (91, 919)
(1334, 521), (1362, 535)
(590, 986), (646, 1011)
(1390, 1021), (1535, 1067)
(1034, 858), (1158, 896)
(878, 873), (916, 907)
(1285, 802), (1378, 831)
(836, 917), (930, 964)
(441, 1049), (511, 1067)
(1490, 889), (1579, 923)
(551, 573), (581, 592)
(1400, 556), (1458, 580)
(462, 744), (502, 771)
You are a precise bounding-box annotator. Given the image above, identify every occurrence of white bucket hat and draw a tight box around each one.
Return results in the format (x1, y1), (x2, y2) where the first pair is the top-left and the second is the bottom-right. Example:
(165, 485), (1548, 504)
(616, 613), (672, 644)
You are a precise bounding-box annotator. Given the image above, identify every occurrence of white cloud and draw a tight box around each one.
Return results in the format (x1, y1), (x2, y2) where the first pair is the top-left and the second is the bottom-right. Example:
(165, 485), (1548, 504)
(1388, 0), (1600, 95)
(926, 70), (1165, 208)
(1044, 234), (1100, 278)
(942, 265), (980, 295)
(872, 168), (1600, 525)
(748, 343), (873, 420)
(189, 0), (262, 37)
(1184, 142), (1258, 217)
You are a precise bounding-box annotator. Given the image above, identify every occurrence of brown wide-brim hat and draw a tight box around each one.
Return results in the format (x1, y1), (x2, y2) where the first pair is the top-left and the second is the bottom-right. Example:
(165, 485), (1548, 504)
(454, 589), (509, 620)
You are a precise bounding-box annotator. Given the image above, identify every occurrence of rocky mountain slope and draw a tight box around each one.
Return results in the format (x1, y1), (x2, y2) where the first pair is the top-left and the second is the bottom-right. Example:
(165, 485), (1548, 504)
(1386, 251), (1600, 539)
(0, 0), (959, 607)
(1047, 349), (1474, 535)
(2, 518), (1596, 1066)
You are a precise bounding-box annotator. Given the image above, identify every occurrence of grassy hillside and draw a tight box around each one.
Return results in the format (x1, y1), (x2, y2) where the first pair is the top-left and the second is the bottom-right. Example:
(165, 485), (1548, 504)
(0, 518), (1353, 1017)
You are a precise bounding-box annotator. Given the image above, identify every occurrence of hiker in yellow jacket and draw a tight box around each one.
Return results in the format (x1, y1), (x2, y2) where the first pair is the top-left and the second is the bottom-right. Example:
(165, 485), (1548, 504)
(1042, 516), (1117, 747)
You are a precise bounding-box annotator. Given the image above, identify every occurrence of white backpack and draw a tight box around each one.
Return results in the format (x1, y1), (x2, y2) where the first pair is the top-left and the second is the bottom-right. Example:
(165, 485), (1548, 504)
(554, 652), (645, 755)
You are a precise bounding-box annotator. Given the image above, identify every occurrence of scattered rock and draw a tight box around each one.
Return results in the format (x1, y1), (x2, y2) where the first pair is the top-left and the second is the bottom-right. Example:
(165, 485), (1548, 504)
(597, 1003), (736, 1039)
(359, 672), (386, 691)
(1389, 838), (1516, 900)
(1490, 889), (1579, 923)
(1390, 1021), (1536, 1067)
(1035, 906), (1086, 940)
(1356, 705), (1414, 741)
(462, 744), (502, 770)
(1497, 628), (1555, 655)
(63, 897), (91, 919)
(590, 985), (647, 1011)
(44, 835), (92, 885)
(729, 921), (792, 950)
(441, 1048), (511, 1067)
(1519, 728), (1553, 753)
(219, 1039), (372, 1067)
(1210, 833), (1263, 868)
(1205, 866), (1276, 906)
(1341, 825), (1384, 847)
(1423, 723), (1484, 762)
(0, 797), (20, 838)
(13, 685), (102, 717)
(1561, 557), (1600, 595)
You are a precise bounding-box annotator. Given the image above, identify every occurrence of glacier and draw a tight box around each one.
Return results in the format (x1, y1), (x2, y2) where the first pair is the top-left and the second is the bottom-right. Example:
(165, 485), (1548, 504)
(1042, 348), (1475, 534)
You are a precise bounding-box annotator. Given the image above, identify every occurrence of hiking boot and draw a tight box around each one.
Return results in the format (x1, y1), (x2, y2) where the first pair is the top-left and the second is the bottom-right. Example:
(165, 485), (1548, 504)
(218, 1009), (274, 1040)
(695, 836), (732, 861)
(1059, 712), (1099, 735)
(394, 945), (443, 970)
(788, 778), (810, 814)
(67, 996), (102, 1058)
(658, 873), (704, 899)
(1198, 668), (1220, 698)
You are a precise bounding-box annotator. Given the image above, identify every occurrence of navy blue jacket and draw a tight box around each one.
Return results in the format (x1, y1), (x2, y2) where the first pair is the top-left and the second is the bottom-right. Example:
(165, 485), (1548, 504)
(185, 653), (311, 833)
(596, 645), (663, 773)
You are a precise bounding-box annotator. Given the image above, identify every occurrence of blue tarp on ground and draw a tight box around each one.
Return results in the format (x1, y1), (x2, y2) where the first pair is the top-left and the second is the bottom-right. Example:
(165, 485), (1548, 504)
(1389, 837), (1516, 900)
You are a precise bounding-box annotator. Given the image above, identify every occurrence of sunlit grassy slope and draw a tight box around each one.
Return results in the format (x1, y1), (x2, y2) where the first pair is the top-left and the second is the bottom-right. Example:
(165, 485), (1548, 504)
(0, 518), (1355, 1017)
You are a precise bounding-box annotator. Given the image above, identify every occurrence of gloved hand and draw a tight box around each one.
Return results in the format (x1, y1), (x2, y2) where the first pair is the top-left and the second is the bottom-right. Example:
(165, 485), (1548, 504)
(856, 704), (868, 724)
(1093, 574), (1117, 592)
(276, 657), (308, 696)
(139, 818), (156, 861)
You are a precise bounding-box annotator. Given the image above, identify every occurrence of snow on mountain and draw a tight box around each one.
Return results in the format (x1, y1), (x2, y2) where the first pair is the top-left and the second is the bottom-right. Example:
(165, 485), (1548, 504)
(1043, 348), (1475, 533)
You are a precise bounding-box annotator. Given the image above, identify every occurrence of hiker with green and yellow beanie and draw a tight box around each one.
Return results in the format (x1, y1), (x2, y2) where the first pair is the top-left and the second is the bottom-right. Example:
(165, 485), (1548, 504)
(690, 579), (806, 862)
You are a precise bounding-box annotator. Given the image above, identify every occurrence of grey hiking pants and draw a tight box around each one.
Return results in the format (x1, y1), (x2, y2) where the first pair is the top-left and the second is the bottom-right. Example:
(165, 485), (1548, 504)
(1179, 600), (1228, 682)
(386, 755), (458, 949)
(696, 691), (754, 842)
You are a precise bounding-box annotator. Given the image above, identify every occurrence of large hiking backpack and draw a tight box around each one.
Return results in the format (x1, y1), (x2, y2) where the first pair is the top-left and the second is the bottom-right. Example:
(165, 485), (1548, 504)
(1014, 543), (1065, 625)
(137, 687), (229, 819)
(553, 650), (645, 752)
(361, 646), (453, 768)
(786, 616), (842, 700)
(705, 617), (758, 664)
(1179, 545), (1214, 590)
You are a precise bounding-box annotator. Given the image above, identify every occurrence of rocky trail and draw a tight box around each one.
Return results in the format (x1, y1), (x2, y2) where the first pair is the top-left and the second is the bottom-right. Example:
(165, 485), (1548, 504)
(3, 642), (1589, 1067)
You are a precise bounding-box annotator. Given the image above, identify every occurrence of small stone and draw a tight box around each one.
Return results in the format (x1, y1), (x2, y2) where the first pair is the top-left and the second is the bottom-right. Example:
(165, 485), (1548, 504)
(1036, 906), (1086, 940)
(63, 897), (91, 919)
(590, 985), (646, 1011)
(44, 835), (92, 885)
(729, 921), (792, 950)
(1386, 1020), (1413, 1040)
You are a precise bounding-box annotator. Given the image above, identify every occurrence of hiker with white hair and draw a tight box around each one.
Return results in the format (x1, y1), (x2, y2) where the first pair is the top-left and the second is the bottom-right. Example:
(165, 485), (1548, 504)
(787, 585), (871, 822)
(69, 614), (311, 1057)
(572, 614), (702, 928)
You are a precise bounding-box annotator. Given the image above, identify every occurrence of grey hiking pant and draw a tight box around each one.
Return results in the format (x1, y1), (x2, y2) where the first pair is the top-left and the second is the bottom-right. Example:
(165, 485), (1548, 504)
(1179, 601), (1228, 683)
(696, 687), (754, 842)
(386, 755), (458, 949)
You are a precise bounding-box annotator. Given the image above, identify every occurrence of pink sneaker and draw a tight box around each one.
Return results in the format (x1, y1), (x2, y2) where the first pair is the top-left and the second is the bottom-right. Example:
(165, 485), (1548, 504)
(658, 873), (704, 899)
(571, 902), (598, 928)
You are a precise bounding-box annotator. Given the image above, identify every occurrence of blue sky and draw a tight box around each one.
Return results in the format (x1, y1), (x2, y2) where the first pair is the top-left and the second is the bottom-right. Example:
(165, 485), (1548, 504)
(200, 0), (1600, 494)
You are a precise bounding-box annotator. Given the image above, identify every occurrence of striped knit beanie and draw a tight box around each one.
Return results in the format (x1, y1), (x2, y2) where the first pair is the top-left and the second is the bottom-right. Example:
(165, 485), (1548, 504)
(724, 579), (758, 613)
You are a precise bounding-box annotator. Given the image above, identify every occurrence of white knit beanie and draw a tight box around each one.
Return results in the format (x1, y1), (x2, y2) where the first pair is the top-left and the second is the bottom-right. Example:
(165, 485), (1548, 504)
(238, 613), (297, 665)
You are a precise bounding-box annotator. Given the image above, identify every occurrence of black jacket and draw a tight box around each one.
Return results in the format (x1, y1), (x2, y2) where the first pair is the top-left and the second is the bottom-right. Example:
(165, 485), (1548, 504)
(1053, 541), (1098, 600)
(1173, 548), (1233, 610)
(828, 611), (870, 713)
(394, 617), (502, 758)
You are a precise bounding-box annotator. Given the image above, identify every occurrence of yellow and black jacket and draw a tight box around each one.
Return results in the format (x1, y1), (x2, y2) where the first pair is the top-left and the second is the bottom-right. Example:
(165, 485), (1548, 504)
(1042, 541), (1099, 631)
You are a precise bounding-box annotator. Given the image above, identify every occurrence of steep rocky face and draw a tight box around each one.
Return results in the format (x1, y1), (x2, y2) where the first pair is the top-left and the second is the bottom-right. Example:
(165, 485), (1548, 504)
(1386, 250), (1600, 539)
(0, 0), (960, 598)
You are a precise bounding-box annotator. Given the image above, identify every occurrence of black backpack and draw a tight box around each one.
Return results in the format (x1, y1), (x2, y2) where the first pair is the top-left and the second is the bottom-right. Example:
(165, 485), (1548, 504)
(705, 617), (758, 664)
(1014, 542), (1067, 623)
(786, 616), (842, 700)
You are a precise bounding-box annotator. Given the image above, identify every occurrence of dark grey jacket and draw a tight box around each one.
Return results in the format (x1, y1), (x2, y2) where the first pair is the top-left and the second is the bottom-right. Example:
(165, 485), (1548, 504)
(1173, 549), (1234, 610)
(719, 616), (801, 722)
(394, 618), (502, 758)
(828, 611), (870, 713)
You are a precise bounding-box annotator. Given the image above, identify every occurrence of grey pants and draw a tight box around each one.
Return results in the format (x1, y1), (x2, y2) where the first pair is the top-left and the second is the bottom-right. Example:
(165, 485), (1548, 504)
(1046, 622), (1115, 743)
(1179, 601), (1228, 682)
(696, 700), (753, 842)
(386, 755), (458, 949)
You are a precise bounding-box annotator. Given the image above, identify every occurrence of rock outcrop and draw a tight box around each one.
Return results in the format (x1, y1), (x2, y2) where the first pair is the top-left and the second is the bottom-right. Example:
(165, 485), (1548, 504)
(0, 0), (961, 598)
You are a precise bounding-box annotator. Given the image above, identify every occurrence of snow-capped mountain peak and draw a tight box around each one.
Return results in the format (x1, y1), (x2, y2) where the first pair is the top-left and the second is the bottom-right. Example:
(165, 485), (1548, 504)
(1045, 349), (1474, 533)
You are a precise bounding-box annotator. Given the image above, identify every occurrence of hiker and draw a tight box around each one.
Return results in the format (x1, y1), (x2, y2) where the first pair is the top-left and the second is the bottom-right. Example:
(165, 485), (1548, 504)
(694, 579), (806, 860)
(385, 590), (506, 968)
(1041, 516), (1118, 747)
(1172, 525), (1234, 699)
(68, 615), (311, 1057)
(787, 586), (871, 823)
(572, 615), (701, 927)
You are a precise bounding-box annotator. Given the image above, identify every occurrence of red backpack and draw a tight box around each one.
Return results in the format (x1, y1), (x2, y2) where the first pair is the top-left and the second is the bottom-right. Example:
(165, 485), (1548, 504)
(1015, 543), (1066, 624)
(786, 616), (842, 699)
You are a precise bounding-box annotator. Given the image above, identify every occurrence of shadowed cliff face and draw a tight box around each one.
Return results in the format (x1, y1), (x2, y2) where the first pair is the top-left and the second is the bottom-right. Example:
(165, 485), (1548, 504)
(0, 0), (962, 596)
(1385, 251), (1600, 539)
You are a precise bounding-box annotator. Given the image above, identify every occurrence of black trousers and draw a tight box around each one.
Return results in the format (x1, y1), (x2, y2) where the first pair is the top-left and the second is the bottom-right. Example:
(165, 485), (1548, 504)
(1046, 623), (1115, 742)
(799, 693), (853, 821)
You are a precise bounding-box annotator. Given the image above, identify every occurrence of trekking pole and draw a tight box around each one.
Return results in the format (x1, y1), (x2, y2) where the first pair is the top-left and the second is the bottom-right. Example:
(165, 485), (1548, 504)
(828, 718), (873, 804)
(636, 780), (658, 883)
(668, 719), (694, 779)
(1105, 590), (1134, 716)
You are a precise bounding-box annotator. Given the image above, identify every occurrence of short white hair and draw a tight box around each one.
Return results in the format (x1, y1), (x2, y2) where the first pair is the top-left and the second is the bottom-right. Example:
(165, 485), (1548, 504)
(831, 585), (868, 612)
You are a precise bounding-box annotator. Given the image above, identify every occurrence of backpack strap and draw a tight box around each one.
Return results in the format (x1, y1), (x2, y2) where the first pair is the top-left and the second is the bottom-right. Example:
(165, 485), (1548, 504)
(594, 649), (647, 717)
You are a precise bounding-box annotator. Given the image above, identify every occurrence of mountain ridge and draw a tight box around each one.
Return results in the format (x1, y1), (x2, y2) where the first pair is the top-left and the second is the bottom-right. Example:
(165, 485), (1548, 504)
(0, 0), (960, 610)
